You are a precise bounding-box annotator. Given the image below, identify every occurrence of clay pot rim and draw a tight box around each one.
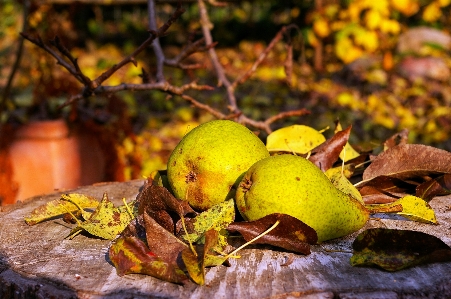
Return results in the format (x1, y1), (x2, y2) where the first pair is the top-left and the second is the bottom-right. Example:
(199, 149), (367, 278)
(14, 119), (70, 140)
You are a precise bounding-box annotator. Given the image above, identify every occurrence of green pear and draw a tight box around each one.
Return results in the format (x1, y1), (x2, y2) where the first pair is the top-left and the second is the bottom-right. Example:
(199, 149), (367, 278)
(167, 120), (270, 211)
(235, 154), (369, 242)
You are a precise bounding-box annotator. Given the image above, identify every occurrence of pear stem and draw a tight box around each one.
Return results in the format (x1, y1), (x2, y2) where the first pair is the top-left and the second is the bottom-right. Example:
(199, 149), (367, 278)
(122, 198), (134, 218)
(183, 185), (198, 256)
(225, 220), (280, 259)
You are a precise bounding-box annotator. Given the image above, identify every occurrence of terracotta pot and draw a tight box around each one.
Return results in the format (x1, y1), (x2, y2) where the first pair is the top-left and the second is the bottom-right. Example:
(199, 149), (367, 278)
(4, 119), (106, 204)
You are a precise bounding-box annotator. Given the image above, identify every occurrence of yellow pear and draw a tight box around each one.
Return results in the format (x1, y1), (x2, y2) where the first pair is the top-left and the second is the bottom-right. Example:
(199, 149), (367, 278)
(235, 154), (369, 242)
(167, 120), (269, 211)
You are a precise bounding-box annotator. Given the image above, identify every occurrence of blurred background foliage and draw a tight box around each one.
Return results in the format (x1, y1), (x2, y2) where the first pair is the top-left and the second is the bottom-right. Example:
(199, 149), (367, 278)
(2, 0), (451, 180)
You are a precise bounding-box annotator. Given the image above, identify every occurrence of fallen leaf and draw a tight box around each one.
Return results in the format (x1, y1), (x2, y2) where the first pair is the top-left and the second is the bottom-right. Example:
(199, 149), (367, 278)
(362, 191), (402, 204)
(137, 178), (195, 233)
(266, 125), (326, 154)
(416, 174), (451, 201)
(181, 229), (230, 285)
(202, 229), (230, 267)
(360, 144), (451, 183)
(350, 228), (451, 271)
(309, 125), (352, 172)
(365, 195), (437, 224)
(325, 165), (363, 203)
(24, 193), (99, 225)
(109, 236), (188, 284)
(335, 122), (360, 162)
(66, 193), (135, 240)
(357, 176), (417, 195)
(182, 199), (235, 244)
(383, 129), (409, 150)
(143, 212), (188, 264)
(181, 246), (204, 285)
(227, 213), (317, 254)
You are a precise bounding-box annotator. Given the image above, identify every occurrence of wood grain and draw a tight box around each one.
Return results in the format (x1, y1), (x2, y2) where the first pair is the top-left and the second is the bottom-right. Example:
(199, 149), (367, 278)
(1, 180), (451, 299)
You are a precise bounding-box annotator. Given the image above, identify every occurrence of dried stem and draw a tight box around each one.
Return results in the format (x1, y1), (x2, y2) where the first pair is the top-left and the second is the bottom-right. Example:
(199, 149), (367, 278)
(232, 25), (297, 88)
(198, 0), (238, 112)
(19, 1), (309, 137)
(165, 38), (216, 69)
(92, 4), (185, 90)
(148, 0), (166, 82)
(1, 0), (31, 114)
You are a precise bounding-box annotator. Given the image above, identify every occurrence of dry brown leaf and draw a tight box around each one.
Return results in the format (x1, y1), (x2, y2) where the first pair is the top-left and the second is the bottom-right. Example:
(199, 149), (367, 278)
(360, 144), (451, 183)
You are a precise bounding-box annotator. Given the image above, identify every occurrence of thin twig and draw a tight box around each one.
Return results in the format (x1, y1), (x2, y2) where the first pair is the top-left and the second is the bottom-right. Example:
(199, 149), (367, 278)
(21, 33), (87, 84)
(61, 81), (214, 108)
(232, 25), (297, 88)
(91, 4), (185, 90)
(181, 94), (226, 119)
(198, 0), (238, 112)
(1, 0), (31, 114)
(165, 38), (216, 69)
(148, 0), (166, 82)
(265, 109), (311, 126)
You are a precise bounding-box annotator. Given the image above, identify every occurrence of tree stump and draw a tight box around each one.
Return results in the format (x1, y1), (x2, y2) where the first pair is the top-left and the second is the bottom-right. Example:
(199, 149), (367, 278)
(1, 180), (451, 299)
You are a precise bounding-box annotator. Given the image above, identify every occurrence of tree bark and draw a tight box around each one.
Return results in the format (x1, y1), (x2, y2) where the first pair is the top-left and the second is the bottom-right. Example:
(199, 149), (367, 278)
(1, 180), (451, 298)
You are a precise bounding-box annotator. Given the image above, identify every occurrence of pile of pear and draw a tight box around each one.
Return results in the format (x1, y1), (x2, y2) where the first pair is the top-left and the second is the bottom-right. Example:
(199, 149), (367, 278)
(166, 120), (369, 243)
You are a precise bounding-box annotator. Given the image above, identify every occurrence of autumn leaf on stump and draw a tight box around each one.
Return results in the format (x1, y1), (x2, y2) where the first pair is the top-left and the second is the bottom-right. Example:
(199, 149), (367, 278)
(137, 178), (196, 233)
(309, 125), (354, 172)
(181, 199), (235, 245)
(356, 144), (451, 203)
(109, 236), (188, 284)
(227, 213), (317, 254)
(66, 193), (135, 240)
(334, 121), (360, 162)
(365, 195), (437, 224)
(416, 174), (451, 201)
(350, 228), (451, 271)
(266, 125), (326, 155)
(143, 212), (188, 264)
(24, 193), (99, 225)
(360, 144), (451, 183)
(181, 229), (230, 285)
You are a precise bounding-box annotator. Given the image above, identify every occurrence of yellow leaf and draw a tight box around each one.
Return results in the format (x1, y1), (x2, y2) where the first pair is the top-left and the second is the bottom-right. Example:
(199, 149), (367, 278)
(366, 195), (437, 224)
(438, 0), (451, 7)
(306, 29), (319, 47)
(266, 125), (326, 154)
(365, 10), (382, 30)
(423, 2), (441, 22)
(67, 193), (135, 240)
(313, 18), (330, 38)
(335, 122), (360, 162)
(24, 194), (99, 225)
(391, 0), (419, 16)
(325, 165), (363, 204)
(335, 37), (364, 63)
(355, 30), (379, 52)
(380, 19), (401, 35)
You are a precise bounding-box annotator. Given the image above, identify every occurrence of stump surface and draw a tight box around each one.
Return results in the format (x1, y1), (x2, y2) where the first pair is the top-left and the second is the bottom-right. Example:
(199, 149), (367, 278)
(1, 180), (451, 299)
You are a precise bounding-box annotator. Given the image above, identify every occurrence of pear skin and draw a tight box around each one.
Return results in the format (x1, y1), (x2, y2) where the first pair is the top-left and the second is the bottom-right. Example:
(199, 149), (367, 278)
(235, 154), (369, 242)
(167, 120), (269, 211)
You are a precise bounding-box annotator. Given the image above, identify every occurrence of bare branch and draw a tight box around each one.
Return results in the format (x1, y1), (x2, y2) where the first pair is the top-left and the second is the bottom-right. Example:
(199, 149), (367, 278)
(232, 25), (297, 88)
(20, 32), (87, 84)
(198, 0), (238, 112)
(60, 81), (214, 108)
(264, 109), (311, 127)
(50, 36), (93, 86)
(181, 94), (226, 119)
(148, 0), (166, 82)
(95, 81), (214, 94)
(91, 4), (185, 90)
(165, 38), (216, 69)
(1, 0), (31, 114)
